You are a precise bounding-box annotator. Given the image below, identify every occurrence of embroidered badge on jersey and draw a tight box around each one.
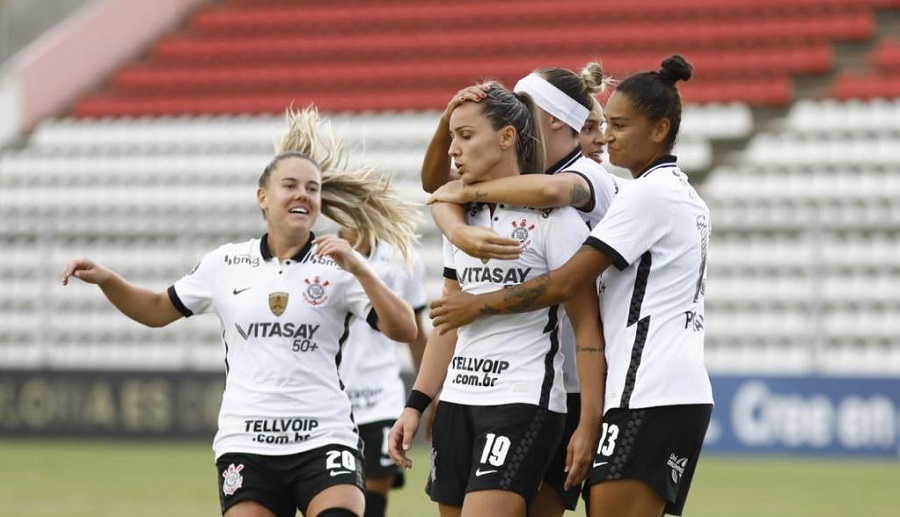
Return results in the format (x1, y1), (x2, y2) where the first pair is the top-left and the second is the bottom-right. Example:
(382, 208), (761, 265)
(303, 276), (330, 306)
(268, 291), (289, 316)
(221, 463), (244, 496)
(510, 219), (535, 249)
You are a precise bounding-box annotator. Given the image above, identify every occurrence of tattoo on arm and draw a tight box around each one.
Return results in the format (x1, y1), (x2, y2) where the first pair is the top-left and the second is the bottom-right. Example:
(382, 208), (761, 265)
(498, 273), (550, 313)
(576, 346), (604, 353)
(568, 183), (591, 208)
(474, 190), (488, 202)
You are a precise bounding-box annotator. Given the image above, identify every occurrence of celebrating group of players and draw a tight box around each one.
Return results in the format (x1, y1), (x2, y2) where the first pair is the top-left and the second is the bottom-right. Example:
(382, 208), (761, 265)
(62, 54), (713, 517)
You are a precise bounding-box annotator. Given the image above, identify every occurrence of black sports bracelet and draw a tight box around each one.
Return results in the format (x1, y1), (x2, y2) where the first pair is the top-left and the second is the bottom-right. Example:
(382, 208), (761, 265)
(405, 389), (433, 413)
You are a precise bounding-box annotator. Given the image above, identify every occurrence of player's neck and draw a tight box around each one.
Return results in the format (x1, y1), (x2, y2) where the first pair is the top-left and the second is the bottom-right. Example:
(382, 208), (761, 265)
(267, 231), (311, 261)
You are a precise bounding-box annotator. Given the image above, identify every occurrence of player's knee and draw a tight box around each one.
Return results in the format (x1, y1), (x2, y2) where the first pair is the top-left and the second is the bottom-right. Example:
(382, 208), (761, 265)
(364, 492), (387, 517)
(317, 508), (359, 517)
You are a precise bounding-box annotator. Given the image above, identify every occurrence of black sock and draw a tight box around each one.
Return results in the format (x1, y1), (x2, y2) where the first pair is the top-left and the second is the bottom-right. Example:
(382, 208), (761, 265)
(364, 492), (387, 517)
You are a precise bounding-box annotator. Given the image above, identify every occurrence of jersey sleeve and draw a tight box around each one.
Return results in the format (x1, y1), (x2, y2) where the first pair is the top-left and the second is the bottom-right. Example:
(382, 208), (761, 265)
(565, 164), (619, 225)
(543, 208), (591, 270)
(168, 246), (222, 317)
(442, 236), (457, 281)
(586, 181), (673, 270)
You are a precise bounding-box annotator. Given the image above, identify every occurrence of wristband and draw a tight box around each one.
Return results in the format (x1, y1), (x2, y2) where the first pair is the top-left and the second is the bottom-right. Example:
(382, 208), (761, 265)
(405, 389), (433, 413)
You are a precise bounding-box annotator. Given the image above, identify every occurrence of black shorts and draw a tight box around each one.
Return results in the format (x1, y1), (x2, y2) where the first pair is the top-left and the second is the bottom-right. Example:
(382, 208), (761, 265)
(358, 420), (404, 488)
(426, 401), (565, 509)
(215, 444), (365, 517)
(585, 404), (712, 516)
(543, 392), (583, 510)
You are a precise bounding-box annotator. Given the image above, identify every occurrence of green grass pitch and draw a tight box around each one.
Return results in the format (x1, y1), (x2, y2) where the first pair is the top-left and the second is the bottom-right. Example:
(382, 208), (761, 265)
(1, 440), (897, 516)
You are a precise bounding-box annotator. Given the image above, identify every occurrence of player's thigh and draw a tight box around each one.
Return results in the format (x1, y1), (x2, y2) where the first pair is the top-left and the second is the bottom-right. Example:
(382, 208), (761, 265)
(462, 489), (527, 517)
(588, 479), (665, 517)
(530, 484), (566, 517)
(224, 500), (279, 517)
(306, 484), (365, 517)
(365, 475), (394, 496)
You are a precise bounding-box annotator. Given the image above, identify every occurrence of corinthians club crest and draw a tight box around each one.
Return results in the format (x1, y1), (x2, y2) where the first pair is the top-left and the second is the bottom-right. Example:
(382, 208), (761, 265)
(268, 291), (289, 316)
(510, 218), (535, 249)
(221, 463), (244, 496)
(303, 276), (330, 306)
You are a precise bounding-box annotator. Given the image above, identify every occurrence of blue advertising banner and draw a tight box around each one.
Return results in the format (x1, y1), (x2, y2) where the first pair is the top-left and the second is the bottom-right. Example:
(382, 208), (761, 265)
(705, 375), (900, 458)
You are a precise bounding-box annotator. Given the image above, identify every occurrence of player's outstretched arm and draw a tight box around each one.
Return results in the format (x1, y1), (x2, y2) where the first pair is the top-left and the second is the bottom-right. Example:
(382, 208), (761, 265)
(61, 258), (182, 328)
(430, 172), (593, 211)
(430, 245), (612, 333)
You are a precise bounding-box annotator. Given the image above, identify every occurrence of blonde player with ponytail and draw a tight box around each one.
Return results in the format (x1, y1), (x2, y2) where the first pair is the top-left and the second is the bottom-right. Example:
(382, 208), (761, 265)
(62, 107), (420, 517)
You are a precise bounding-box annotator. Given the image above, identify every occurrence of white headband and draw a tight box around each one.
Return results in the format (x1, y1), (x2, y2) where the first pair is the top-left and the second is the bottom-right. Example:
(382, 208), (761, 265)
(514, 73), (590, 132)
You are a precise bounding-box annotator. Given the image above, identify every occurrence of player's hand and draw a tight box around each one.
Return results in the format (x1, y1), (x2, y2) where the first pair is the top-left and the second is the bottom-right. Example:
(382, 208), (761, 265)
(427, 180), (468, 205)
(312, 235), (365, 275)
(429, 291), (481, 334)
(564, 421), (601, 490)
(450, 226), (522, 262)
(443, 84), (491, 117)
(389, 408), (422, 469)
(61, 259), (113, 286)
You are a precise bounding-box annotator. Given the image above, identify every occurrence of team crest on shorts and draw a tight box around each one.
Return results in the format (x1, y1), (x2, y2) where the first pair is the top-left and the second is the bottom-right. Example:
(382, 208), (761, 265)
(303, 276), (330, 306)
(269, 291), (289, 316)
(221, 463), (244, 496)
(510, 219), (535, 249)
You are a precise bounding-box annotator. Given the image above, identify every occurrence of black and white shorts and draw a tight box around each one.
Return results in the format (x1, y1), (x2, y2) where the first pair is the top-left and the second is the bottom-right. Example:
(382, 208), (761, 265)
(584, 404), (713, 516)
(215, 444), (365, 517)
(543, 392), (583, 510)
(358, 420), (404, 488)
(426, 401), (565, 509)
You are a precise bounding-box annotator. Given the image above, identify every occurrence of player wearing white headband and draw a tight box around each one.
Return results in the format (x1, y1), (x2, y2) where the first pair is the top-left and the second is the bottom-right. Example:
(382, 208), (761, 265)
(420, 64), (620, 517)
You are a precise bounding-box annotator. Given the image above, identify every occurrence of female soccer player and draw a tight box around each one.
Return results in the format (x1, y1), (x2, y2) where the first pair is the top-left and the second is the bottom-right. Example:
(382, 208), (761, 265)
(429, 55), (714, 517)
(390, 82), (606, 517)
(62, 108), (420, 517)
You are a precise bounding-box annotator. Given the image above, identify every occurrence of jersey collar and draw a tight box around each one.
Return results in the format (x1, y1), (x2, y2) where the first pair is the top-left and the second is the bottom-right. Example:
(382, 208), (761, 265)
(636, 155), (677, 179)
(545, 147), (582, 175)
(259, 232), (315, 262)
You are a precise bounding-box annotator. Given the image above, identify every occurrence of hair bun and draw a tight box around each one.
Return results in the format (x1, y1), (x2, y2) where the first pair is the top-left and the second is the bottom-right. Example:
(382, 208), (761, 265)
(658, 55), (693, 84)
(580, 61), (609, 95)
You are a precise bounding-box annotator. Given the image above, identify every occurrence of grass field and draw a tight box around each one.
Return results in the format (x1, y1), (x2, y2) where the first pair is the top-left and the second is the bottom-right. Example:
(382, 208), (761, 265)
(2, 440), (898, 517)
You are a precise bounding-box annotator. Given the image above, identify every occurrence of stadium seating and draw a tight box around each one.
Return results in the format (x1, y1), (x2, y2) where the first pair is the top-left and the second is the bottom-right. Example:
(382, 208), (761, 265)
(1, 0), (899, 375)
(70, 0), (892, 116)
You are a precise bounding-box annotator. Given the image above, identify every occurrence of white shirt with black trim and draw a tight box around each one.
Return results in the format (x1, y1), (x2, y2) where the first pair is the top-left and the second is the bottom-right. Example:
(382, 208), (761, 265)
(585, 157), (713, 412)
(441, 203), (589, 413)
(168, 234), (373, 458)
(339, 241), (428, 425)
(548, 149), (622, 393)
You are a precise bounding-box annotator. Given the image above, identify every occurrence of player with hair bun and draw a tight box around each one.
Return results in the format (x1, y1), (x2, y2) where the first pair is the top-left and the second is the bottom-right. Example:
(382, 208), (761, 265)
(430, 55), (714, 517)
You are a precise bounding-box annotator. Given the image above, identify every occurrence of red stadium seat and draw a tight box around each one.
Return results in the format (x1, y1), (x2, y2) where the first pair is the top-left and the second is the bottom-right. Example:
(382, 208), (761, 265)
(67, 0), (899, 116)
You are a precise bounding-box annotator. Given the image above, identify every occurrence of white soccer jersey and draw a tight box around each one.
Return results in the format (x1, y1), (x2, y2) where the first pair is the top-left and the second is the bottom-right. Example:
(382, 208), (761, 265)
(548, 148), (622, 392)
(585, 157), (714, 412)
(169, 234), (373, 458)
(339, 241), (428, 425)
(441, 202), (589, 413)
